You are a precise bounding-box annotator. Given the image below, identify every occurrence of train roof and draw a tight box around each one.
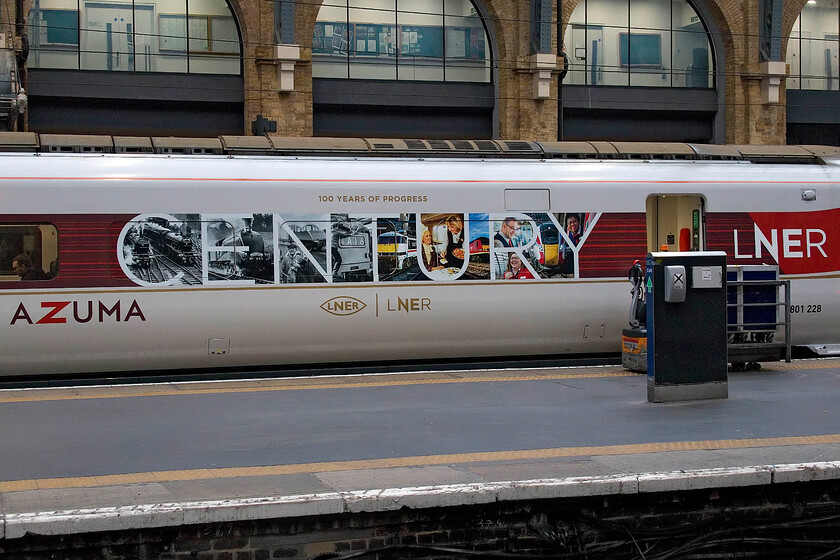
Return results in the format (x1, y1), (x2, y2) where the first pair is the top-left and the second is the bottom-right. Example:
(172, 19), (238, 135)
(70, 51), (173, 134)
(1, 132), (839, 165)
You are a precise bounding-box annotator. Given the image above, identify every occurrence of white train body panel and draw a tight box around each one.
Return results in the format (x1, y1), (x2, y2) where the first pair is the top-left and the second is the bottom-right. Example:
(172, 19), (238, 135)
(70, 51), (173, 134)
(1, 151), (838, 376)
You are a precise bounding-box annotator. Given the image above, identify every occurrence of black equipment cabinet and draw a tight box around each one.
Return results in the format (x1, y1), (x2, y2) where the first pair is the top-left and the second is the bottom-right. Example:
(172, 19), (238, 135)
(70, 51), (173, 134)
(646, 251), (729, 402)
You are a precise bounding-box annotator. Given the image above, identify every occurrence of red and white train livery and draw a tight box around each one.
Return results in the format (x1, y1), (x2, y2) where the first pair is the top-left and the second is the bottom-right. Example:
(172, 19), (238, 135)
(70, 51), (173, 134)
(1, 135), (838, 377)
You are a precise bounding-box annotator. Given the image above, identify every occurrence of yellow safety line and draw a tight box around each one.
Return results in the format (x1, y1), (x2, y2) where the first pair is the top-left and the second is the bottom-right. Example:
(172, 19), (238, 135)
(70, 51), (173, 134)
(2, 359), (839, 403)
(761, 360), (840, 371)
(2, 434), (840, 493)
(0, 369), (639, 403)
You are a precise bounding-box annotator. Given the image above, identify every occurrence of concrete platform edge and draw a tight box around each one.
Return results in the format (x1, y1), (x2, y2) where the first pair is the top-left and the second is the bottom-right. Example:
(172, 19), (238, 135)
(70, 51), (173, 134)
(4, 461), (840, 539)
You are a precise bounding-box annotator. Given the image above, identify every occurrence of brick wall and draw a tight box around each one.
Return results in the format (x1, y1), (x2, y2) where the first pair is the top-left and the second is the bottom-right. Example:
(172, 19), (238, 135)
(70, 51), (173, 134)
(3, 480), (840, 559)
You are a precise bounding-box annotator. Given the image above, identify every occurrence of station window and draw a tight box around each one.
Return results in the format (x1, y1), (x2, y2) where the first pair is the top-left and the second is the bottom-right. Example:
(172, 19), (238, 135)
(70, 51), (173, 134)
(786, 1), (840, 91)
(28, 0), (241, 74)
(563, 0), (714, 88)
(0, 224), (59, 281)
(312, 0), (491, 83)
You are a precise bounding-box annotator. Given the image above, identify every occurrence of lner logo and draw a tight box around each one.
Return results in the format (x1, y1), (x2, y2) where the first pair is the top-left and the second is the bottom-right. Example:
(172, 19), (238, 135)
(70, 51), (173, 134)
(321, 296), (366, 316)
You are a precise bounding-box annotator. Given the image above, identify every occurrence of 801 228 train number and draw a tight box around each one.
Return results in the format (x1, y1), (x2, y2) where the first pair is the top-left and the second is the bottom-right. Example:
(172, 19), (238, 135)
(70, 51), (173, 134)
(790, 304), (822, 313)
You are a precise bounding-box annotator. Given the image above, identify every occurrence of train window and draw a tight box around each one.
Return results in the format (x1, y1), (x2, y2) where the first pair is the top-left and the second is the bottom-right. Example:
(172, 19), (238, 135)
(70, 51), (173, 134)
(0, 224), (59, 281)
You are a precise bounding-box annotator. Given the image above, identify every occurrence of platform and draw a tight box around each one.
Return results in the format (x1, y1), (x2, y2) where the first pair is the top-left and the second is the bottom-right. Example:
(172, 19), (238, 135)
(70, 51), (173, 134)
(2, 359), (840, 539)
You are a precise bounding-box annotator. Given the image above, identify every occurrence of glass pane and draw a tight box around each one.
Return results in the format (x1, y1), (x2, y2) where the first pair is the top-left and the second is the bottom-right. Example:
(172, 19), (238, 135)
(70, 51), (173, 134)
(799, 0), (839, 90)
(313, 0), (350, 78)
(211, 17), (240, 53)
(564, 3), (587, 85)
(28, 3), (80, 69)
(786, 15), (801, 90)
(155, 8), (188, 73)
(136, 0), (187, 73)
(81, 0), (135, 71)
(672, 0), (711, 87)
(587, 0), (628, 85)
(398, 0), (443, 81)
(629, 0), (669, 86)
(27, 0), (238, 74)
(0, 224), (58, 281)
(801, 36), (836, 89)
(626, 30), (669, 86)
(189, 15), (209, 52)
(673, 32), (711, 87)
(349, 0), (396, 80)
(445, 0), (490, 82)
(0, 46), (11, 94)
(190, 0), (240, 74)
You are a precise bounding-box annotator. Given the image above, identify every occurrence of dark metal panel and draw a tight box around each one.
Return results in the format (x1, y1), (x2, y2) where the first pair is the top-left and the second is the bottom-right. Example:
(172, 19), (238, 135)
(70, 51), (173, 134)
(28, 69), (244, 103)
(787, 91), (840, 124)
(562, 85), (718, 113)
(314, 104), (492, 139)
(313, 79), (494, 108)
(28, 97), (243, 136)
(530, 0), (553, 54)
(562, 108), (714, 143)
(759, 0), (783, 62)
(787, 123), (840, 147)
(277, 0), (295, 45)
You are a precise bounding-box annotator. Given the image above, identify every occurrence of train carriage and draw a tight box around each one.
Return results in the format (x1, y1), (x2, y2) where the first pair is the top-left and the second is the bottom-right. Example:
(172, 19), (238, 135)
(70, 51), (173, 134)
(1, 134), (839, 377)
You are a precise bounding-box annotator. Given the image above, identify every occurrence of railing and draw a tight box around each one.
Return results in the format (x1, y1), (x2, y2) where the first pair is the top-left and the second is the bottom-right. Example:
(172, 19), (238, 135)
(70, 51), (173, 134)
(727, 279), (791, 364)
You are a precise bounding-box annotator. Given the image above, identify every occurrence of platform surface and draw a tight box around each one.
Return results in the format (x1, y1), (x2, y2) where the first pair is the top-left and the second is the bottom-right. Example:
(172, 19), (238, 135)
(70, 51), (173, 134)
(1, 359), (840, 538)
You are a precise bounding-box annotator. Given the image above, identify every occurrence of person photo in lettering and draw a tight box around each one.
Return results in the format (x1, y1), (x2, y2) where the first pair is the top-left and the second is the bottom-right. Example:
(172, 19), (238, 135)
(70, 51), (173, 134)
(12, 253), (48, 281)
(420, 229), (444, 271)
(441, 214), (466, 269)
(278, 215), (329, 284)
(418, 213), (469, 280)
(494, 217), (519, 248)
(490, 213), (539, 279)
(558, 213), (584, 276)
(503, 252), (535, 279)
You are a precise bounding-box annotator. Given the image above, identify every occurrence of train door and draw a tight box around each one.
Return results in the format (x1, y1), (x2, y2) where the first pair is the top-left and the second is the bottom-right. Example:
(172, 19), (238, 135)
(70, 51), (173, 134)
(646, 194), (704, 252)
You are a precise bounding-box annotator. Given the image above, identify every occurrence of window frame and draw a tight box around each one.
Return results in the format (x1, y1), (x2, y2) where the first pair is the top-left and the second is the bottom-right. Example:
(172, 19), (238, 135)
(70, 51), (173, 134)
(312, 0), (491, 83)
(0, 223), (59, 281)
